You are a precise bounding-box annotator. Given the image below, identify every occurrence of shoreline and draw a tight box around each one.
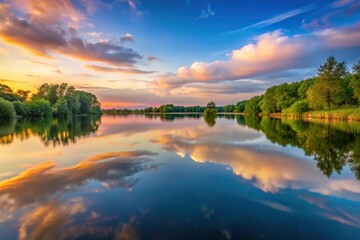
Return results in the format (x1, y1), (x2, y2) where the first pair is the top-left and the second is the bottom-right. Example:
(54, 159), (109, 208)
(266, 110), (360, 121)
(103, 110), (360, 122)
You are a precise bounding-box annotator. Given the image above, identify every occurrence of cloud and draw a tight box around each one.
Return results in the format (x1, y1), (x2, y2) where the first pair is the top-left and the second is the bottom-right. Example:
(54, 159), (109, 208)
(85, 64), (156, 74)
(119, 0), (144, 15)
(18, 199), (86, 240)
(75, 73), (96, 77)
(197, 4), (216, 20)
(0, 151), (157, 210)
(53, 69), (62, 74)
(150, 24), (360, 95)
(332, 0), (356, 8)
(229, 3), (317, 33)
(80, 0), (112, 15)
(120, 33), (135, 43)
(8, 0), (84, 28)
(147, 54), (162, 62)
(152, 123), (360, 201)
(0, 2), (143, 67)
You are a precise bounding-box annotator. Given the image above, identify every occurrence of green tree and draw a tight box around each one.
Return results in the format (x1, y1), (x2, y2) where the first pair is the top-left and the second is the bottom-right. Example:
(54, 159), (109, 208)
(204, 101), (218, 116)
(223, 104), (235, 112)
(0, 84), (20, 102)
(307, 56), (348, 110)
(234, 101), (246, 113)
(16, 90), (31, 101)
(297, 78), (315, 99)
(207, 101), (216, 108)
(54, 97), (70, 116)
(12, 101), (25, 116)
(350, 61), (360, 102)
(244, 96), (262, 115)
(260, 86), (277, 114)
(0, 98), (16, 119)
(24, 99), (53, 117)
(283, 99), (309, 114)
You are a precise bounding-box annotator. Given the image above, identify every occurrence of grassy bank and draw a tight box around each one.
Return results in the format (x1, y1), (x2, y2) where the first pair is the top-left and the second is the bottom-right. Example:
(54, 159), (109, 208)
(269, 107), (360, 121)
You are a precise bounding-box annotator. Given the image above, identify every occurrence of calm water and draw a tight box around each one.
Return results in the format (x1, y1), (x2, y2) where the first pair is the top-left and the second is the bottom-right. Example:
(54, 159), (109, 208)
(1, 114), (360, 240)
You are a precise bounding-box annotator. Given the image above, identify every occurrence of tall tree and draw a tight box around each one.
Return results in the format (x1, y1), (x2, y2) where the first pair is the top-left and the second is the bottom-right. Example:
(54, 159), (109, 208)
(307, 56), (348, 110)
(207, 101), (216, 108)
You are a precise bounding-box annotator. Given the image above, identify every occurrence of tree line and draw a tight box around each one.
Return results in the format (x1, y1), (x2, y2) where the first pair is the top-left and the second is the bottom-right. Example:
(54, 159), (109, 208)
(244, 56), (360, 115)
(0, 83), (102, 119)
(103, 102), (248, 115)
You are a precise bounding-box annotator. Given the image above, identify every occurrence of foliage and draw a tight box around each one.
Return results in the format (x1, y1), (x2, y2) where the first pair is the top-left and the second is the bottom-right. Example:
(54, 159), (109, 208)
(0, 98), (16, 119)
(0, 84), (22, 102)
(12, 101), (25, 116)
(0, 83), (102, 118)
(307, 56), (348, 110)
(283, 100), (309, 115)
(106, 105), (206, 115)
(244, 96), (262, 115)
(54, 97), (70, 116)
(24, 99), (53, 117)
(350, 61), (360, 102)
(204, 108), (218, 116)
(223, 104), (235, 112)
(207, 101), (216, 109)
(243, 56), (360, 115)
(234, 101), (246, 113)
(204, 101), (218, 116)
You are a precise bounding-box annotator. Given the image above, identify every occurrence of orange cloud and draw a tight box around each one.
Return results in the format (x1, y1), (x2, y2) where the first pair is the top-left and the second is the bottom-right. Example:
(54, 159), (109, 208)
(0, 151), (157, 210)
(85, 64), (156, 74)
(9, 0), (84, 26)
(0, 2), (144, 67)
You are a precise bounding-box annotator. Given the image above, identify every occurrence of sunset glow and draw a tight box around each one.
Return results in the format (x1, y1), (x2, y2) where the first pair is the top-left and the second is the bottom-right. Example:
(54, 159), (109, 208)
(0, 0), (359, 108)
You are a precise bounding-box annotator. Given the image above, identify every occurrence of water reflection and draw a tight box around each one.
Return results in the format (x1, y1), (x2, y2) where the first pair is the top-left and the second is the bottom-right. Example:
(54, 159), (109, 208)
(0, 116), (100, 146)
(237, 116), (360, 180)
(144, 113), (202, 122)
(0, 150), (157, 239)
(153, 118), (360, 200)
(1, 114), (360, 239)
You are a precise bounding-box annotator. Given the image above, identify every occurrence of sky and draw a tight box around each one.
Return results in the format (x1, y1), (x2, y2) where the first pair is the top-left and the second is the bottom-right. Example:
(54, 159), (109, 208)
(0, 0), (360, 108)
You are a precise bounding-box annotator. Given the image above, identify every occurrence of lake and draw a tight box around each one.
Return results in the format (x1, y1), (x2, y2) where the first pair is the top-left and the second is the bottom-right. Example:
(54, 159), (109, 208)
(1, 114), (360, 240)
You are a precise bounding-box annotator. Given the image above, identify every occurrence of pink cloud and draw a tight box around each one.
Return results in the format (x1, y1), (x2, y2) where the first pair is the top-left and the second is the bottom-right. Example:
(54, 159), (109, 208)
(9, 0), (84, 26)
(150, 24), (360, 95)
(0, 2), (147, 68)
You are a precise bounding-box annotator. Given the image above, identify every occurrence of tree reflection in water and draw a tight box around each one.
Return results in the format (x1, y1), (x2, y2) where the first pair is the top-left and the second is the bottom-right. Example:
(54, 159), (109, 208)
(236, 115), (360, 180)
(0, 115), (101, 147)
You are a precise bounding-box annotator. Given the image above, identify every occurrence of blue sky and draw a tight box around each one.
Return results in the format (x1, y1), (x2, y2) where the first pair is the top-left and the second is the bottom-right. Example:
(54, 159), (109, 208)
(0, 0), (360, 108)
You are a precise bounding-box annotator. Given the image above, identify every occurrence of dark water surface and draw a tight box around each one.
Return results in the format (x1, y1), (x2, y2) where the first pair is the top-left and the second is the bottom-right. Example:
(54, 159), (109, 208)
(1, 114), (360, 240)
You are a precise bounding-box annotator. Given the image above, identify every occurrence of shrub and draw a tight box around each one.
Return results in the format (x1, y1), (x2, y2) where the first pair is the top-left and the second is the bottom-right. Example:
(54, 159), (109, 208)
(12, 101), (25, 116)
(284, 100), (309, 115)
(204, 108), (218, 116)
(24, 99), (53, 117)
(0, 98), (16, 119)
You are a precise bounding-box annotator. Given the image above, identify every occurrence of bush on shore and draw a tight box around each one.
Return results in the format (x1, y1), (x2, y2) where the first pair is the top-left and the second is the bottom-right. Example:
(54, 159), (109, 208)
(0, 98), (16, 119)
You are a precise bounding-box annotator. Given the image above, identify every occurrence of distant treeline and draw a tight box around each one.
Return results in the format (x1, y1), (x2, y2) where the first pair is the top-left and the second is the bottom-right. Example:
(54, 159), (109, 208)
(103, 102), (247, 115)
(0, 83), (102, 119)
(243, 56), (360, 115)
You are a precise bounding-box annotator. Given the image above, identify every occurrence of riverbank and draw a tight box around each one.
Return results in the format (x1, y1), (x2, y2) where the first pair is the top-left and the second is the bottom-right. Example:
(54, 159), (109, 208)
(267, 108), (360, 121)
